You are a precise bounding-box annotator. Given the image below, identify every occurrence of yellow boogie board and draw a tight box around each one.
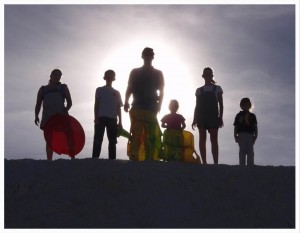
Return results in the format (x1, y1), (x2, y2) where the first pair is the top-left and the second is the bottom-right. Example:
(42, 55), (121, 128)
(160, 129), (201, 163)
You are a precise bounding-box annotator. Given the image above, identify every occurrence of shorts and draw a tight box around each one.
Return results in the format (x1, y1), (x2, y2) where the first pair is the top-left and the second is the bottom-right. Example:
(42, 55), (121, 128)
(197, 115), (219, 129)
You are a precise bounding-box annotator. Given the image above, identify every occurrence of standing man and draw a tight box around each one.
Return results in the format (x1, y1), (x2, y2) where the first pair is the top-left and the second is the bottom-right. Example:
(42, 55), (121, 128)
(92, 70), (123, 159)
(124, 47), (164, 161)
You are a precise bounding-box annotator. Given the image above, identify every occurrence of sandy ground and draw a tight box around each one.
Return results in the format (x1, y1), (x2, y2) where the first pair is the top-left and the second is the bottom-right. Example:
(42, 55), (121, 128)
(4, 158), (295, 229)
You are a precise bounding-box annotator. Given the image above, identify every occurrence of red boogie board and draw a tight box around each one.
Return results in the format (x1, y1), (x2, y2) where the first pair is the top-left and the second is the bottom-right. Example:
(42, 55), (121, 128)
(44, 114), (85, 157)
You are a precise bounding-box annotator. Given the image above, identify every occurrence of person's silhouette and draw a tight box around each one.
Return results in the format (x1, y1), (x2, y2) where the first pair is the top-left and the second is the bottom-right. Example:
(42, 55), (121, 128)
(124, 47), (164, 160)
(192, 67), (224, 164)
(92, 70), (123, 160)
(34, 69), (72, 160)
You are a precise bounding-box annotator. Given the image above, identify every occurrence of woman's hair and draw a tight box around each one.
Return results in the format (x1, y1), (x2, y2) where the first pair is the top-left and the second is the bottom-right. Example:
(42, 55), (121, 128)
(169, 99), (179, 112)
(50, 69), (62, 78)
(49, 69), (62, 84)
(203, 67), (216, 84)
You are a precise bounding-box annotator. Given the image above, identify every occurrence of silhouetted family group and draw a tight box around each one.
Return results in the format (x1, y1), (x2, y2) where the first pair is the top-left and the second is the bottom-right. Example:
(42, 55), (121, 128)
(35, 47), (258, 166)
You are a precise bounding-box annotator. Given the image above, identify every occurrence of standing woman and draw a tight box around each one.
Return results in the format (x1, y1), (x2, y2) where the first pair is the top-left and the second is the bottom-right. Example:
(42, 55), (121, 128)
(34, 69), (72, 160)
(192, 67), (224, 164)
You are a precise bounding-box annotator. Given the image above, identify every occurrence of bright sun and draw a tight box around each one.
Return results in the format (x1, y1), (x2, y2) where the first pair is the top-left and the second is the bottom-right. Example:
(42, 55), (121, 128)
(99, 41), (196, 132)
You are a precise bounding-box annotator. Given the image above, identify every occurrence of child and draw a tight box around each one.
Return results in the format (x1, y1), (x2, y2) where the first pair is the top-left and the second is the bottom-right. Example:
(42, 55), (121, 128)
(233, 97), (258, 166)
(161, 99), (186, 130)
(34, 69), (72, 160)
(161, 99), (186, 161)
(92, 70), (123, 159)
(192, 67), (224, 164)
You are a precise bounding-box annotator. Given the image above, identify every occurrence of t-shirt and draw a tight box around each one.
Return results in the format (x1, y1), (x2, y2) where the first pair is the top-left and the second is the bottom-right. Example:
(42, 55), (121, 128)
(195, 85), (223, 97)
(161, 113), (185, 130)
(233, 111), (258, 134)
(128, 66), (164, 111)
(95, 86), (123, 119)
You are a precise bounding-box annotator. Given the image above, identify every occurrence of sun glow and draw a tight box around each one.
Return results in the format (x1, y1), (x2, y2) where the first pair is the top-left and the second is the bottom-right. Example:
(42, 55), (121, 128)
(100, 41), (196, 132)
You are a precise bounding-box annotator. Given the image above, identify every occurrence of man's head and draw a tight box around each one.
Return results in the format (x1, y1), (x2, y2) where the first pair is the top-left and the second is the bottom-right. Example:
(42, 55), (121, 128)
(142, 47), (154, 61)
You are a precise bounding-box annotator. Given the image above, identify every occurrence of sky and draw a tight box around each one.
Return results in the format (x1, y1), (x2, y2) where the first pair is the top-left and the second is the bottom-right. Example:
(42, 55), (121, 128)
(3, 3), (298, 166)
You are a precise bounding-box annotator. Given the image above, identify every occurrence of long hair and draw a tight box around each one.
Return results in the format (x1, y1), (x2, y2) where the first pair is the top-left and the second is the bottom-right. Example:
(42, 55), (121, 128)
(203, 67), (216, 84)
(240, 97), (252, 126)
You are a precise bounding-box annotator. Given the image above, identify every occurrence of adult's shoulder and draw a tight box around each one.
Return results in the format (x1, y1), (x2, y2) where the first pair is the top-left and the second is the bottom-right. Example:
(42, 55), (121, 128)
(39, 85), (46, 91)
(215, 84), (223, 93)
(130, 67), (142, 74)
(153, 67), (163, 76)
(37, 85), (46, 97)
(60, 83), (69, 90)
(195, 86), (203, 95)
(129, 67), (141, 79)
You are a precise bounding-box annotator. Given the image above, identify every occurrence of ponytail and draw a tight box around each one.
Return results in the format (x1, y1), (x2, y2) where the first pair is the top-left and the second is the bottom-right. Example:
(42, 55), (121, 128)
(203, 67), (217, 84)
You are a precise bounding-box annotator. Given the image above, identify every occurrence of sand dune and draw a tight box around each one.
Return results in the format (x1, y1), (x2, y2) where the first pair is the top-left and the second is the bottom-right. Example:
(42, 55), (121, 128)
(4, 158), (295, 229)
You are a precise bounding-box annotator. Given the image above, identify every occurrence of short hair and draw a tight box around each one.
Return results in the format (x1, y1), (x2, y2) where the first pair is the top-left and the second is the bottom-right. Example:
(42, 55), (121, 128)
(104, 70), (115, 77)
(104, 69), (116, 81)
(169, 99), (179, 111)
(142, 47), (154, 57)
(240, 97), (252, 108)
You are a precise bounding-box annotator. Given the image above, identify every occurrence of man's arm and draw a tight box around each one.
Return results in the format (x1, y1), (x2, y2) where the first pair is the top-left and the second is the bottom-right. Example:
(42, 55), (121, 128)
(124, 70), (134, 112)
(94, 91), (99, 124)
(124, 87), (132, 113)
(157, 71), (164, 113)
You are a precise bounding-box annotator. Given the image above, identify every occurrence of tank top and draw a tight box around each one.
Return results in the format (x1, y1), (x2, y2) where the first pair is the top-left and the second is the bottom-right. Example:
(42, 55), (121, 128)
(41, 84), (66, 128)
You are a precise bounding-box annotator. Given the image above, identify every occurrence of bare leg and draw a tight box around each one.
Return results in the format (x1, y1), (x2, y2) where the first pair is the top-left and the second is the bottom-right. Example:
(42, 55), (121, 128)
(199, 128), (207, 164)
(209, 128), (219, 164)
(46, 144), (53, 161)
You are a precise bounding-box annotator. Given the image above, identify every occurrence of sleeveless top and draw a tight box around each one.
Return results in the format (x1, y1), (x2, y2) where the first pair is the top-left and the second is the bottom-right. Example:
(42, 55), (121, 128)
(129, 66), (164, 111)
(195, 85), (223, 129)
(41, 84), (66, 129)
